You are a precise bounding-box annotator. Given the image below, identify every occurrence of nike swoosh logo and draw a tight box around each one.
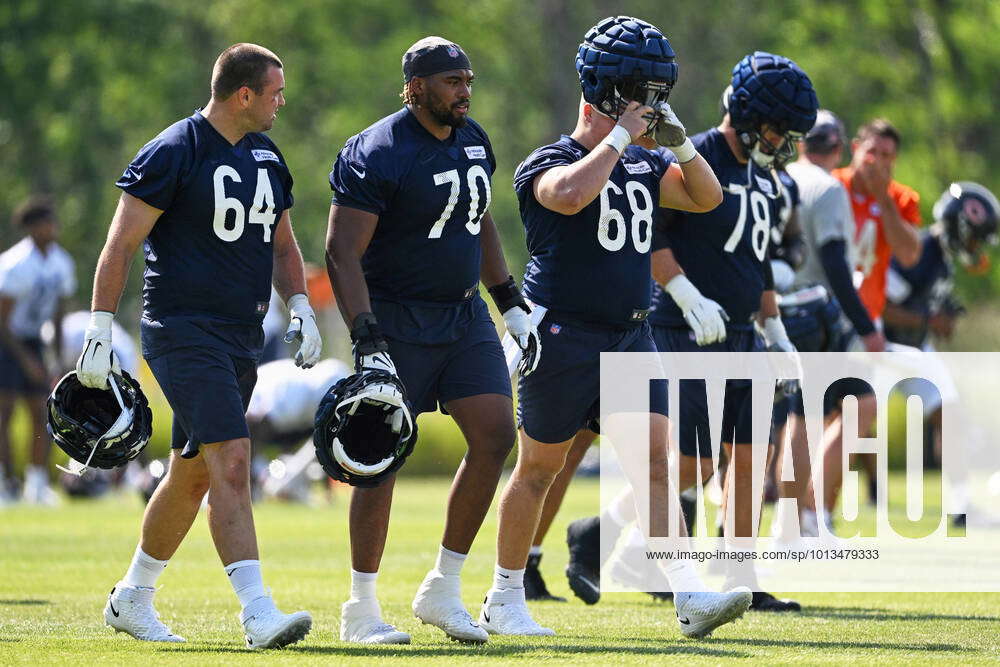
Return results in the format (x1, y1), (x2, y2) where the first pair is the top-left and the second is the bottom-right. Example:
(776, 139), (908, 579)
(498, 573), (509, 578)
(482, 610), (490, 623)
(677, 616), (691, 625)
(227, 569), (235, 577)
(349, 164), (365, 178)
(109, 600), (120, 617)
(372, 357), (389, 368)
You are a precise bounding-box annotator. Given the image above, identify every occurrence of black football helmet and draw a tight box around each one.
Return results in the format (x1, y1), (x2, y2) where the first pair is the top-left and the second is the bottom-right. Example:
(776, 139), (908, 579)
(47, 370), (152, 472)
(313, 370), (417, 487)
(933, 181), (1000, 270)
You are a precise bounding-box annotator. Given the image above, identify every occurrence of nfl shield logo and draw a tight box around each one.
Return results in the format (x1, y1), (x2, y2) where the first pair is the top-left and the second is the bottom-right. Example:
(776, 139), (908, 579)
(549, 324), (561, 334)
(448, 45), (459, 57)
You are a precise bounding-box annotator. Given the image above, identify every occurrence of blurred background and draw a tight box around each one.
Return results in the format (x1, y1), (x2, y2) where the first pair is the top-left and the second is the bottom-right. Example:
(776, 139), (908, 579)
(2, 0), (998, 480)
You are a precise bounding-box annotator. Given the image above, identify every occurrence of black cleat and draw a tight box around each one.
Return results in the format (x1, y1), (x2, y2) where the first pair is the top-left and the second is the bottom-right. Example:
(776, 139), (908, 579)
(566, 517), (601, 604)
(750, 591), (801, 612)
(524, 553), (566, 602)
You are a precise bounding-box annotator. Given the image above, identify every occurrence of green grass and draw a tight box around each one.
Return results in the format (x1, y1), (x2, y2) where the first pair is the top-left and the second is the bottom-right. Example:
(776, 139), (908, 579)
(1, 477), (999, 665)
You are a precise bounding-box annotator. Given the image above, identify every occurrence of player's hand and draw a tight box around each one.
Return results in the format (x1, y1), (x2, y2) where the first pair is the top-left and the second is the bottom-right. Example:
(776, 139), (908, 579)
(665, 275), (729, 346)
(76, 311), (120, 389)
(617, 100), (655, 143)
(350, 312), (397, 376)
(503, 304), (541, 376)
(357, 349), (397, 376)
(929, 313), (956, 339)
(860, 330), (886, 352)
(762, 316), (802, 397)
(651, 101), (687, 147)
(284, 294), (322, 368)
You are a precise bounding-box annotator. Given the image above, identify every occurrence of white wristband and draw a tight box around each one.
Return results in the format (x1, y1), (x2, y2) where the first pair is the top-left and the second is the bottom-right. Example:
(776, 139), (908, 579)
(671, 137), (697, 163)
(286, 293), (312, 315)
(602, 124), (632, 156)
(664, 274), (700, 311)
(89, 310), (114, 332)
(763, 316), (789, 346)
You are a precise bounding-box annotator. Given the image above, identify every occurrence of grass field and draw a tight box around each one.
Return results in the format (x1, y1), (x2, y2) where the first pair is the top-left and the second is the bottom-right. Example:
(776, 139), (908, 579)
(2, 476), (1000, 665)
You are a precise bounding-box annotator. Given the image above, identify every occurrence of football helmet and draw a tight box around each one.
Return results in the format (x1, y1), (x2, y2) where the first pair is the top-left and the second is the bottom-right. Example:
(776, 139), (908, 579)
(47, 370), (152, 473)
(726, 51), (818, 168)
(313, 370), (417, 487)
(576, 16), (677, 121)
(933, 181), (1000, 270)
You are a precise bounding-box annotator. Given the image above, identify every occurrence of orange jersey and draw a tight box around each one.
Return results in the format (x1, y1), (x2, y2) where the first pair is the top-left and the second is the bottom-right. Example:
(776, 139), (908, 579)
(832, 168), (921, 319)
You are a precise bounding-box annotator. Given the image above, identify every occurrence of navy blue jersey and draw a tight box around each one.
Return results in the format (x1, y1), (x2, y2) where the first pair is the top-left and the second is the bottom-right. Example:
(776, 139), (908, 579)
(116, 111), (293, 359)
(650, 128), (786, 329)
(515, 136), (672, 325)
(330, 108), (495, 304)
(884, 232), (952, 347)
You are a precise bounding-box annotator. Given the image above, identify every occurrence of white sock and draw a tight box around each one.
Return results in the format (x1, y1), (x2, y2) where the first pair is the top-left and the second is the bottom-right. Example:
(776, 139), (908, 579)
(225, 560), (267, 608)
(664, 560), (707, 594)
(25, 465), (47, 487)
(627, 524), (646, 548)
(528, 545), (543, 558)
(493, 564), (524, 590)
(434, 546), (467, 577)
(351, 569), (378, 600)
(123, 546), (168, 589)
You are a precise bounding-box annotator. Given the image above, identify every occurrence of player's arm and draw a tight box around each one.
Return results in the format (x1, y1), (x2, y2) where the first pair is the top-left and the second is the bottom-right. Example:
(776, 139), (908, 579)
(479, 211), (540, 374)
(880, 200), (920, 268)
(478, 211), (511, 288)
(272, 210), (321, 368)
(91, 193), (161, 313)
(325, 204), (394, 373)
(534, 101), (651, 215)
(77, 193), (161, 388)
(657, 159), (722, 213)
(652, 247), (728, 346)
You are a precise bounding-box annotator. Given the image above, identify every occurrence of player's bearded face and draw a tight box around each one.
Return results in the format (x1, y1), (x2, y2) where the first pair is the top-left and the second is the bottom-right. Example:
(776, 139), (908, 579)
(420, 70), (472, 129)
(249, 66), (286, 132)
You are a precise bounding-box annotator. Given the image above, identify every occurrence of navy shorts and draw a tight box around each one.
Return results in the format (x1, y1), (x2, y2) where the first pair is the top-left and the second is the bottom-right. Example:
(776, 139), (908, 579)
(383, 299), (511, 416)
(0, 337), (47, 395)
(146, 346), (258, 458)
(781, 377), (875, 421)
(652, 326), (761, 458)
(518, 316), (668, 445)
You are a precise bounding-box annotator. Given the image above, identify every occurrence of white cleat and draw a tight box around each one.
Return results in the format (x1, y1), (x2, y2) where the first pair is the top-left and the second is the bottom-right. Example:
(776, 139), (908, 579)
(412, 571), (488, 644)
(341, 598), (411, 644)
(104, 583), (185, 642)
(240, 596), (312, 649)
(479, 587), (555, 636)
(23, 481), (60, 506)
(674, 587), (752, 639)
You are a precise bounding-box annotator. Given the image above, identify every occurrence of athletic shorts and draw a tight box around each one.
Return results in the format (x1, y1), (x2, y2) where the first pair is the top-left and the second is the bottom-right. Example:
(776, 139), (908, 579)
(0, 337), (47, 395)
(652, 326), (761, 458)
(146, 346), (258, 458)
(383, 299), (511, 416)
(517, 316), (667, 445)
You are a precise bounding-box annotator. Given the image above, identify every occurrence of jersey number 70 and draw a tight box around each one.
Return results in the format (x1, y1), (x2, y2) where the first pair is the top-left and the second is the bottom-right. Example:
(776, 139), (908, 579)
(427, 166), (491, 238)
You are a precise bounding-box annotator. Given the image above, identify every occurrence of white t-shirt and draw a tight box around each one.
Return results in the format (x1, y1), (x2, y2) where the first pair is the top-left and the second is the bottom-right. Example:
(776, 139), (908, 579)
(43, 310), (139, 376)
(785, 161), (855, 291)
(247, 358), (349, 434)
(0, 237), (76, 338)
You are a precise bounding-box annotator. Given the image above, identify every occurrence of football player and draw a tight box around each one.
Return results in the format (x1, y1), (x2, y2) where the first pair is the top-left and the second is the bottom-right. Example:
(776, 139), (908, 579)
(76, 44), (320, 648)
(326, 37), (538, 645)
(0, 197), (75, 505)
(772, 110), (882, 538)
(647, 52), (818, 611)
(483, 17), (753, 639)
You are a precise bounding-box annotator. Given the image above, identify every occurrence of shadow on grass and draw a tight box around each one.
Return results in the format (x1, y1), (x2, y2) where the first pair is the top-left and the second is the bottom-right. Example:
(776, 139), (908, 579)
(158, 641), (747, 659)
(0, 599), (50, 606)
(702, 637), (968, 653)
(798, 606), (1000, 623)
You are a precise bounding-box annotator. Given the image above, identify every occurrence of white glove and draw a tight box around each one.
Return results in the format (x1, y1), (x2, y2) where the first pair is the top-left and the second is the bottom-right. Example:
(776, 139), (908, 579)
(284, 293), (322, 368)
(358, 349), (397, 376)
(503, 305), (541, 376)
(652, 101), (687, 147)
(76, 311), (120, 389)
(762, 316), (802, 397)
(665, 275), (729, 346)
